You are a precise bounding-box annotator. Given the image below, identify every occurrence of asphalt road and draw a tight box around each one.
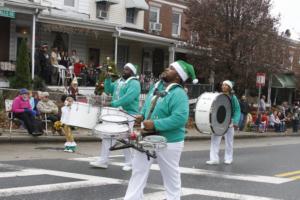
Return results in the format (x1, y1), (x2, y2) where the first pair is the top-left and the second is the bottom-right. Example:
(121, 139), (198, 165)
(0, 137), (299, 200)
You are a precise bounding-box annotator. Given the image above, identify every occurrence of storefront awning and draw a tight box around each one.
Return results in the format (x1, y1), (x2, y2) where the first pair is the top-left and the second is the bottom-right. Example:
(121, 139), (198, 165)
(95, 0), (120, 4)
(125, 0), (149, 10)
(272, 74), (296, 88)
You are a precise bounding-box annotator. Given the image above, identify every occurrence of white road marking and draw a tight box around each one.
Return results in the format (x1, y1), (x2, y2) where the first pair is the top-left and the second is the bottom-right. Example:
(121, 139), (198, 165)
(0, 163), (283, 200)
(69, 157), (292, 184)
(0, 169), (44, 178)
(141, 188), (282, 200)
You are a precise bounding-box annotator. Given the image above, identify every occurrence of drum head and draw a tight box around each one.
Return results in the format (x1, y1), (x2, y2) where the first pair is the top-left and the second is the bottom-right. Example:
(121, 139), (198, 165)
(195, 93), (232, 136)
(143, 135), (167, 143)
(93, 123), (129, 138)
(141, 135), (167, 151)
(100, 115), (128, 123)
(94, 123), (129, 133)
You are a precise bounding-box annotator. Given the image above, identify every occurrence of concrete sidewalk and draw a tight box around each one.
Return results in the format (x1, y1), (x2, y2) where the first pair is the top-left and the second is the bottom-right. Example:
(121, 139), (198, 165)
(0, 127), (299, 143)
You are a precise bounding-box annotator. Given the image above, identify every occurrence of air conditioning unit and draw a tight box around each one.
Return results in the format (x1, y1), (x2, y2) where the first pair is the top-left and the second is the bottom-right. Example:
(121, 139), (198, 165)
(97, 10), (108, 19)
(149, 22), (162, 32)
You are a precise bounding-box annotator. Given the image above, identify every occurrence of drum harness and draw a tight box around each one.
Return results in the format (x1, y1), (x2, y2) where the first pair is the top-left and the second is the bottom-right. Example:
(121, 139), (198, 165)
(109, 80), (179, 160)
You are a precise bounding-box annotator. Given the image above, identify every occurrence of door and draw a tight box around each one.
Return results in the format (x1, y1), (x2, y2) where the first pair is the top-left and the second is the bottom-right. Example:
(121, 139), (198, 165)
(0, 17), (10, 61)
(152, 48), (164, 77)
(88, 48), (100, 67)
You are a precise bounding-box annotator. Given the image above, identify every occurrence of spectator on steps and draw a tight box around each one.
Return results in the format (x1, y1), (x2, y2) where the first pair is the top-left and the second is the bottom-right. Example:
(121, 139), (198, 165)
(37, 92), (59, 125)
(12, 88), (43, 136)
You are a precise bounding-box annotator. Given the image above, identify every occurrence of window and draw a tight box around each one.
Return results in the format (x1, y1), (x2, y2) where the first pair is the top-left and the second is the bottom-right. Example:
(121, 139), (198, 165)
(172, 12), (181, 37)
(190, 31), (199, 43)
(126, 8), (135, 24)
(64, 0), (75, 7)
(96, 2), (109, 19)
(149, 7), (160, 23)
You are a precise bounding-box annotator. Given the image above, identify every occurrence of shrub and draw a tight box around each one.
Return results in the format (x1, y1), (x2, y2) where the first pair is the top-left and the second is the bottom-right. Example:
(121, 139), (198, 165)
(10, 39), (31, 89)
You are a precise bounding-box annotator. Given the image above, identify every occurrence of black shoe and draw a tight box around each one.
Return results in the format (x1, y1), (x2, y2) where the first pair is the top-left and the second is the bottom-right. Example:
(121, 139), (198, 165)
(32, 132), (43, 136)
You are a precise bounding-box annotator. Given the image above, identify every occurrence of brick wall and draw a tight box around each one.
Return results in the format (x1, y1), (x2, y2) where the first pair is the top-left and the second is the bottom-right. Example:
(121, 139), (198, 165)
(144, 0), (190, 41)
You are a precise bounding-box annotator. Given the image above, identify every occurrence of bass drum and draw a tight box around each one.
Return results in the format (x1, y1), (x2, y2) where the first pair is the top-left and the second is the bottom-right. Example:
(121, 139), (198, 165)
(195, 92), (232, 136)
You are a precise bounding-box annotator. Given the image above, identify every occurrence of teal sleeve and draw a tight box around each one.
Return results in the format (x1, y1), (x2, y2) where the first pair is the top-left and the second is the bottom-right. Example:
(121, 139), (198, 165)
(231, 95), (241, 125)
(153, 90), (189, 131)
(104, 78), (114, 95)
(111, 80), (141, 107)
(140, 85), (155, 117)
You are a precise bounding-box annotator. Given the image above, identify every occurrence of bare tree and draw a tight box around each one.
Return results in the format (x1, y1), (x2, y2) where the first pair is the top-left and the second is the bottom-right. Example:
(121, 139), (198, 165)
(186, 0), (286, 94)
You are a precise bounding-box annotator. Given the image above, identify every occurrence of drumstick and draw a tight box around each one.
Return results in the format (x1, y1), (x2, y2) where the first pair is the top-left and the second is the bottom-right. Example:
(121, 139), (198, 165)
(119, 109), (137, 119)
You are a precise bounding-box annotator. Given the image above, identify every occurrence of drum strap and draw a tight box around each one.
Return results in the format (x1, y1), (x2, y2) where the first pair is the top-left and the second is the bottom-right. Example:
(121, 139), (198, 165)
(115, 76), (138, 99)
(147, 82), (180, 120)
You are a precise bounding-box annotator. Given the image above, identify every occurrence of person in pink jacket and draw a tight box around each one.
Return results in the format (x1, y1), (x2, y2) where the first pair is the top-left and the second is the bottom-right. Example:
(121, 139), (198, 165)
(12, 88), (42, 136)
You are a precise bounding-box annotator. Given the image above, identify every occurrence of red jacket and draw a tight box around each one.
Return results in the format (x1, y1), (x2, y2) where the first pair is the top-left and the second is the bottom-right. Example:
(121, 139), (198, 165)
(74, 63), (85, 76)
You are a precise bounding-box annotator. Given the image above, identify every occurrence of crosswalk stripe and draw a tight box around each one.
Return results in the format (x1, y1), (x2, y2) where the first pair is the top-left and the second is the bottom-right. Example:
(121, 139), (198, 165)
(111, 187), (282, 200)
(141, 188), (283, 200)
(110, 161), (291, 184)
(275, 170), (300, 177)
(69, 157), (292, 184)
(0, 169), (44, 178)
(0, 163), (283, 200)
(0, 180), (118, 197)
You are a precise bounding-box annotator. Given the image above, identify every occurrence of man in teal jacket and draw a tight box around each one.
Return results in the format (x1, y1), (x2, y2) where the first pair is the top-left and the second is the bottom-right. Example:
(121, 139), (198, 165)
(206, 80), (241, 165)
(90, 63), (141, 171)
(124, 60), (198, 200)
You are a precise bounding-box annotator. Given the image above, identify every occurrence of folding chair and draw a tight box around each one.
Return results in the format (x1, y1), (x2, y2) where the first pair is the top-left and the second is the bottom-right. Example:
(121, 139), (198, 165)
(5, 99), (14, 133)
(39, 113), (51, 135)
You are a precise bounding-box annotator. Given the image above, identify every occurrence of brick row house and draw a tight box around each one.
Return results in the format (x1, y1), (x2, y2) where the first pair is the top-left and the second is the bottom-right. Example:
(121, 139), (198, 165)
(271, 37), (300, 104)
(0, 0), (197, 88)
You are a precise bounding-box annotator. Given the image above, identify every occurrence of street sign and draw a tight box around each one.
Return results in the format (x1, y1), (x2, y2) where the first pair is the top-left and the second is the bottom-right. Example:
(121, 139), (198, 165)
(256, 72), (266, 87)
(0, 7), (15, 19)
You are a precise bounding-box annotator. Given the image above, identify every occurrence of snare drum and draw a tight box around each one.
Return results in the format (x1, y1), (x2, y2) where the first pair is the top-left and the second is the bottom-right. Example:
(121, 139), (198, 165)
(93, 123), (129, 139)
(65, 102), (101, 129)
(139, 135), (167, 151)
(100, 107), (135, 122)
(100, 114), (128, 124)
(195, 92), (232, 136)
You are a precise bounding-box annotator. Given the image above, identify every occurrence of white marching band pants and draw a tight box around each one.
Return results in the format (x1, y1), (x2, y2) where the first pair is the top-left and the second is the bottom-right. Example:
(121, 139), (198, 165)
(124, 141), (184, 200)
(209, 126), (234, 162)
(97, 121), (135, 166)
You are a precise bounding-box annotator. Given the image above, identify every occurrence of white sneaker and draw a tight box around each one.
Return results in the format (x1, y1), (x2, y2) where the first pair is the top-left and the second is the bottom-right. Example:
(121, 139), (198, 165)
(89, 161), (108, 169)
(122, 165), (132, 171)
(224, 160), (232, 165)
(206, 160), (219, 165)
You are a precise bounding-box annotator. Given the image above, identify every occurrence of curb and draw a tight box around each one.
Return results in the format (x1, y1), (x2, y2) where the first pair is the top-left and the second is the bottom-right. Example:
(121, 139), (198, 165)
(0, 129), (299, 143)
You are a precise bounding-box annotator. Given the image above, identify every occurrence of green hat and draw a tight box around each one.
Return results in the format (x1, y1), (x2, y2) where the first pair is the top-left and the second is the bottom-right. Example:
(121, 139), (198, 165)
(170, 60), (198, 84)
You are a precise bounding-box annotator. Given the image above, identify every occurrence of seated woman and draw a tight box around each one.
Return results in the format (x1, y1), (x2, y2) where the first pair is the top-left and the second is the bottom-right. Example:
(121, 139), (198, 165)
(12, 88), (43, 136)
(255, 112), (268, 132)
(269, 110), (282, 132)
(277, 111), (286, 132)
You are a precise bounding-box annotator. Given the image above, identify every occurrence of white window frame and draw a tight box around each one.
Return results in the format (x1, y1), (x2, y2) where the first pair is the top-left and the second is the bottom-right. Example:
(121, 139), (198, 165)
(126, 8), (136, 24)
(96, 2), (109, 20)
(149, 7), (160, 23)
(63, 0), (78, 10)
(172, 11), (181, 37)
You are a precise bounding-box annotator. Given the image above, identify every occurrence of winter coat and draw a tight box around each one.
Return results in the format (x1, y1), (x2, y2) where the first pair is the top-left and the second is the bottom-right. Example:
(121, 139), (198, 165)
(37, 99), (58, 114)
(104, 76), (141, 115)
(12, 96), (32, 113)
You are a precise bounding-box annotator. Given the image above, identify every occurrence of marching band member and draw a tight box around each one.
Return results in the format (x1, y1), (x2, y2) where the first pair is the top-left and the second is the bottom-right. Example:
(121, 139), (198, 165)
(206, 80), (241, 165)
(124, 60), (198, 200)
(90, 63), (141, 171)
